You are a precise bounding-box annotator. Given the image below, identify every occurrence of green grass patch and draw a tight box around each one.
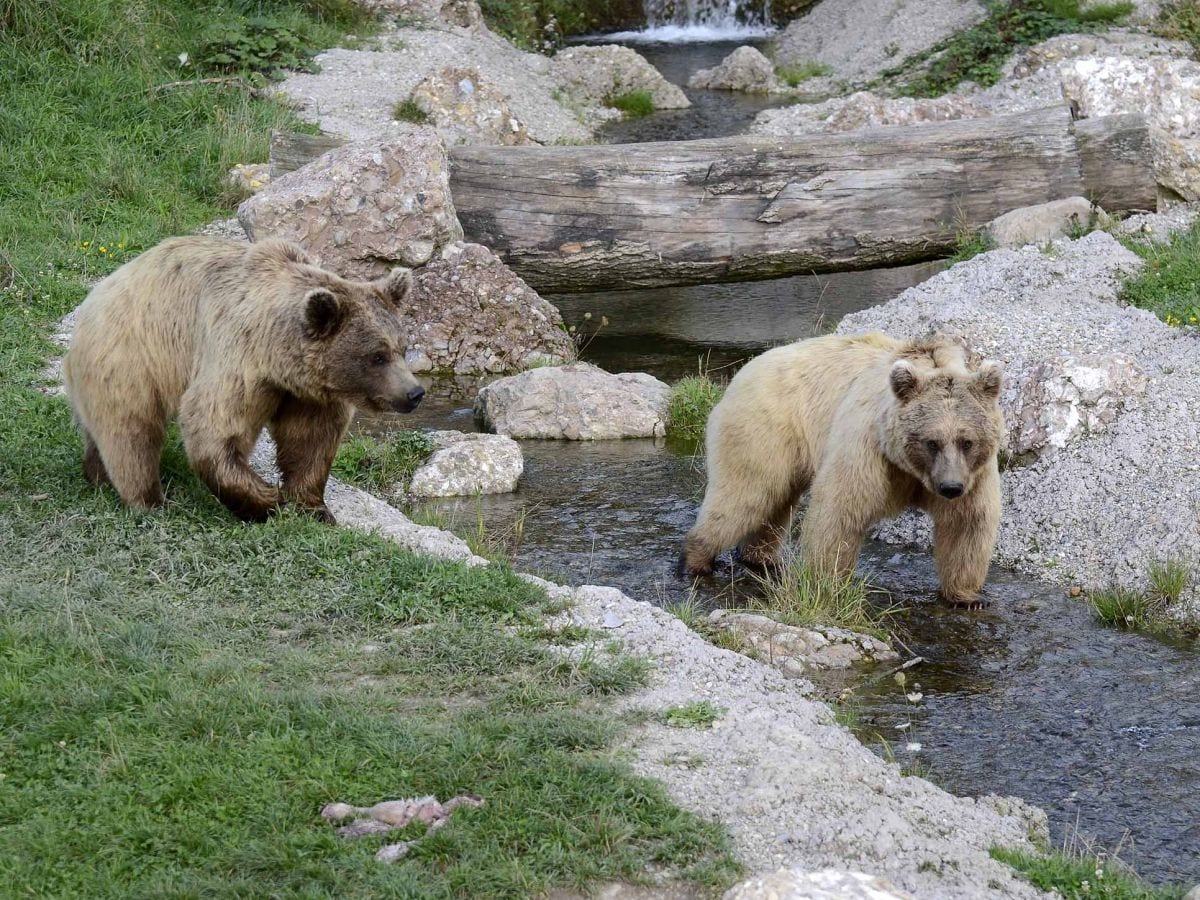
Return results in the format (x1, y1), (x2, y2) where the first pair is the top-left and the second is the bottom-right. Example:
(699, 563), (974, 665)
(991, 847), (1187, 899)
(1119, 219), (1200, 328)
(605, 89), (656, 118)
(776, 61), (833, 87)
(332, 431), (436, 495)
(888, 0), (1134, 98)
(1087, 558), (1191, 633)
(1152, 0), (1200, 54)
(0, 1), (740, 893)
(948, 228), (995, 264)
(666, 373), (725, 449)
(393, 97), (431, 125)
(662, 701), (725, 729)
(749, 559), (893, 637)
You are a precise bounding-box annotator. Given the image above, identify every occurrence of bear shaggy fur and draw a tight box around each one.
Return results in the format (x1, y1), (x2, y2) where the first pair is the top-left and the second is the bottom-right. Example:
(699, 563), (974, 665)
(682, 332), (1004, 605)
(64, 236), (425, 523)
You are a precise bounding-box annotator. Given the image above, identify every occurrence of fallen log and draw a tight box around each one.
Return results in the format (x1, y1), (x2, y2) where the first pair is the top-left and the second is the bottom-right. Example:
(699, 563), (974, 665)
(269, 106), (1156, 292)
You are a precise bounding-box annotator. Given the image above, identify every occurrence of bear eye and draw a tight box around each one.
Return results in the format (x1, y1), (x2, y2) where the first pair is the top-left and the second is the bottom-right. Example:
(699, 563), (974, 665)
(959, 438), (973, 453)
(370, 351), (390, 366)
(925, 439), (942, 455)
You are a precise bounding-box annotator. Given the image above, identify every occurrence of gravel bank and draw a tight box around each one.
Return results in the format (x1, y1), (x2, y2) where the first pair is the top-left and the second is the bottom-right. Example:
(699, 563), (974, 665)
(837, 224), (1200, 621)
(279, 23), (593, 144)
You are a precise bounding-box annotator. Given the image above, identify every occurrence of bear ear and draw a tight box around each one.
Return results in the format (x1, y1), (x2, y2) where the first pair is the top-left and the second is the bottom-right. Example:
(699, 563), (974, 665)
(975, 361), (1003, 399)
(375, 267), (413, 308)
(303, 289), (345, 340)
(890, 360), (922, 404)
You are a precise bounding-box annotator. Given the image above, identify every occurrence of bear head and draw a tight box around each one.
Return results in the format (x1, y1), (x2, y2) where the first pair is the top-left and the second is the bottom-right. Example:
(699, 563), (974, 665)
(888, 356), (1003, 500)
(300, 265), (427, 414)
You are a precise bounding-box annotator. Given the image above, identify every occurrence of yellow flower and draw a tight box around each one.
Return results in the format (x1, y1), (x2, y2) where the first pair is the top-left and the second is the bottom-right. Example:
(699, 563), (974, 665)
(117, 242), (125, 250)
(82, 241), (90, 248)
(99, 246), (107, 254)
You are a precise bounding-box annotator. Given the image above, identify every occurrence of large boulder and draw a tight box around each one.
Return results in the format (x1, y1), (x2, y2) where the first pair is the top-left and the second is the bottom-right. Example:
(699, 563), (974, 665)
(474, 363), (671, 439)
(773, 0), (986, 85)
(1059, 56), (1200, 201)
(551, 45), (691, 112)
(752, 90), (985, 136)
(409, 431), (523, 497)
(410, 66), (531, 146)
(402, 242), (573, 374)
(984, 197), (1105, 249)
(688, 46), (783, 93)
(238, 128), (462, 277)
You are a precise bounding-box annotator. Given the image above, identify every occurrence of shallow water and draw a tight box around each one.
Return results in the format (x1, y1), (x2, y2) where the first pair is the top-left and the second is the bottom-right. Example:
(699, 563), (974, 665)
(360, 30), (1200, 886)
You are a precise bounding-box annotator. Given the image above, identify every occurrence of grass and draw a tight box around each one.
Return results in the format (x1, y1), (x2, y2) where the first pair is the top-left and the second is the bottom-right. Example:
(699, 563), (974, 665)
(1087, 559), (1190, 632)
(392, 97), (431, 125)
(663, 701), (725, 729)
(605, 89), (656, 118)
(887, 0), (1134, 98)
(948, 228), (995, 264)
(666, 373), (724, 448)
(1151, 0), (1200, 53)
(992, 846), (1187, 899)
(477, 0), (642, 52)
(748, 558), (892, 637)
(776, 61), (833, 87)
(1119, 219), (1200, 328)
(332, 431), (436, 495)
(0, 2), (740, 894)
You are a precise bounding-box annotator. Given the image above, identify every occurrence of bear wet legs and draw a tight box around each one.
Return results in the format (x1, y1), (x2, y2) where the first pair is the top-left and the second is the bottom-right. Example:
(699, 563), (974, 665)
(270, 397), (350, 524)
(929, 463), (1000, 605)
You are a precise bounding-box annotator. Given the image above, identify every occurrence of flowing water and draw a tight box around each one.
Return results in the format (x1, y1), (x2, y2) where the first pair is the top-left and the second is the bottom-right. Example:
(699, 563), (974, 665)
(359, 25), (1200, 886)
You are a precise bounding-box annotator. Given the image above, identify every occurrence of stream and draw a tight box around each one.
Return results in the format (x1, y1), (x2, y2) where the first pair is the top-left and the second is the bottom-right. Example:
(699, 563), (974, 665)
(362, 28), (1200, 886)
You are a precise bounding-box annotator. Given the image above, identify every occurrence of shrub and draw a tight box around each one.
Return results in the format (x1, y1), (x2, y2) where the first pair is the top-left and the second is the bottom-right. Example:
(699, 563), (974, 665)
(666, 374), (724, 445)
(605, 89), (655, 118)
(197, 16), (319, 78)
(392, 97), (431, 124)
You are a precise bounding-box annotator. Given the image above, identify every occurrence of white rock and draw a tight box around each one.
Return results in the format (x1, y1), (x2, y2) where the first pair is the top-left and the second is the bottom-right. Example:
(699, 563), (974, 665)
(474, 363), (671, 440)
(551, 45), (691, 112)
(985, 197), (1105, 249)
(708, 610), (900, 674)
(689, 46), (783, 94)
(724, 867), (916, 899)
(752, 90), (985, 136)
(408, 431), (523, 497)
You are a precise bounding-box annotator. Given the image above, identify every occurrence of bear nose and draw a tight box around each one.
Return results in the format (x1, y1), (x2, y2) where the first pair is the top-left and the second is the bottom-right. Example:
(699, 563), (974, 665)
(938, 481), (964, 499)
(407, 385), (425, 404)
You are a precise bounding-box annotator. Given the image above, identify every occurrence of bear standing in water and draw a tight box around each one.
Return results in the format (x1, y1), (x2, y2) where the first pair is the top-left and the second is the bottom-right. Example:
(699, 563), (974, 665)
(681, 333), (1004, 606)
(64, 237), (425, 524)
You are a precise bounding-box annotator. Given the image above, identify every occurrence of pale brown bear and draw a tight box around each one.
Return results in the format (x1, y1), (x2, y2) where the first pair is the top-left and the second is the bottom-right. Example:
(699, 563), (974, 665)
(64, 236), (425, 524)
(681, 332), (1003, 605)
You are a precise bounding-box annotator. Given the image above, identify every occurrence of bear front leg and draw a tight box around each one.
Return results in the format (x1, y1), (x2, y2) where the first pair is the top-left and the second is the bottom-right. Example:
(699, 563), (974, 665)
(799, 459), (890, 581)
(180, 387), (282, 523)
(270, 396), (351, 525)
(929, 462), (1001, 606)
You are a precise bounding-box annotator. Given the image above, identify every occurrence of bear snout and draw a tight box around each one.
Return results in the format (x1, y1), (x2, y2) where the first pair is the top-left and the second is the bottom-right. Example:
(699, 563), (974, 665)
(391, 385), (425, 413)
(937, 481), (965, 499)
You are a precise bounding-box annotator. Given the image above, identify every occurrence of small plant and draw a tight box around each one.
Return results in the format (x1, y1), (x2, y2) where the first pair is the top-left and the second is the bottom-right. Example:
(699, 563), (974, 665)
(991, 844), (1187, 899)
(1089, 586), (1158, 629)
(393, 98), (431, 125)
(890, 0), (1134, 98)
(1148, 558), (1188, 605)
(776, 61), (833, 87)
(749, 556), (893, 636)
(666, 372), (725, 446)
(1152, 0), (1200, 53)
(605, 89), (655, 118)
(948, 228), (995, 263)
(663, 700), (725, 729)
(197, 16), (319, 78)
(331, 430), (435, 494)
(1119, 219), (1200, 328)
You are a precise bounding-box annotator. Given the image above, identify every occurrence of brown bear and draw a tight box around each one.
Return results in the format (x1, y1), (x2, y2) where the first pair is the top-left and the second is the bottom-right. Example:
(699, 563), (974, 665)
(63, 236), (425, 523)
(681, 332), (1003, 605)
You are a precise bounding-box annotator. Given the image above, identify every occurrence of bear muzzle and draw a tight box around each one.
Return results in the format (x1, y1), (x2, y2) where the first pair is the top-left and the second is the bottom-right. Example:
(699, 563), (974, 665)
(937, 481), (965, 499)
(391, 385), (425, 413)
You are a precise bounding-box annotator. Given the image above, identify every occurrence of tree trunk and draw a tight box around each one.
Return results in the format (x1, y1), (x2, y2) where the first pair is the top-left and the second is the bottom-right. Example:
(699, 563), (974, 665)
(269, 107), (1157, 292)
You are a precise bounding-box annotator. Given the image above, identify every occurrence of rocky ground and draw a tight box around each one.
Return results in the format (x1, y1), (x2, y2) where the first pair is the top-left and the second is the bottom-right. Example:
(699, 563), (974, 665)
(838, 210), (1200, 620)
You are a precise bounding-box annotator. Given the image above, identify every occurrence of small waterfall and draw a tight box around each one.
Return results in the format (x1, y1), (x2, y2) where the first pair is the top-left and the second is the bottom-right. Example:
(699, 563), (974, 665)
(610, 0), (775, 42)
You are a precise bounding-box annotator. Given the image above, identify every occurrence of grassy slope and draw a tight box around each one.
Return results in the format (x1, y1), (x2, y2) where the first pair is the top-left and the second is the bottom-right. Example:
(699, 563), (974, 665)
(0, 2), (736, 895)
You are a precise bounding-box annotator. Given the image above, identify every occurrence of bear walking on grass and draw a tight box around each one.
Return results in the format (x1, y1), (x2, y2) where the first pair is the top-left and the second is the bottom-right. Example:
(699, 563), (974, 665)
(64, 237), (425, 524)
(682, 332), (1003, 606)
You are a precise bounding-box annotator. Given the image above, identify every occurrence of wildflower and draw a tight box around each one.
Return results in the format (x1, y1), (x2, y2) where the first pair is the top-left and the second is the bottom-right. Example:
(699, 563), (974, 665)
(600, 316), (609, 326)
(905, 692), (923, 703)
(583, 312), (592, 320)
(905, 742), (922, 752)
(99, 247), (107, 254)
(895, 721), (911, 731)
(117, 242), (125, 250)
(82, 241), (90, 248)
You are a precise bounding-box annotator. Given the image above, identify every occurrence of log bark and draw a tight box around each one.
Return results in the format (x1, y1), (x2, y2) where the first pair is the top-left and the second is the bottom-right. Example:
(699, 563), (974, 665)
(269, 107), (1156, 292)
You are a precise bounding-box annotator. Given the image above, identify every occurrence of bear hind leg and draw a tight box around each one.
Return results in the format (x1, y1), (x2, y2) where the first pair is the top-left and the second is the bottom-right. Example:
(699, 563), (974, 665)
(683, 481), (794, 576)
(89, 417), (166, 509)
(736, 495), (799, 571)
